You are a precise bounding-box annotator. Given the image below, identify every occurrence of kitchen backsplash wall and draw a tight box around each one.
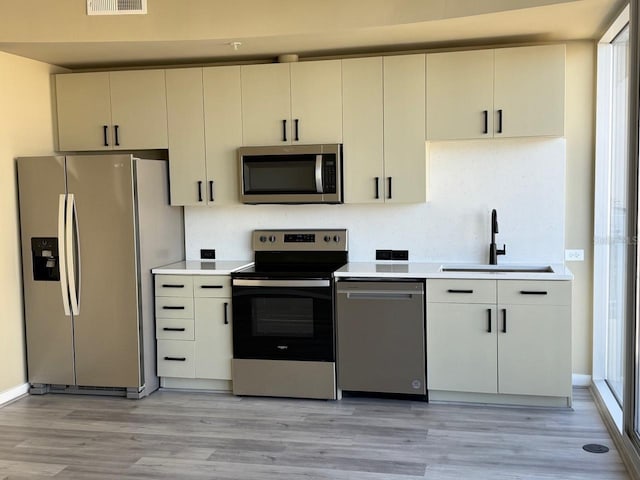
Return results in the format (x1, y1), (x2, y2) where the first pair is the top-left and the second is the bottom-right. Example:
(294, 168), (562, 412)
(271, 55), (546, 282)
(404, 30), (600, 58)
(184, 137), (566, 264)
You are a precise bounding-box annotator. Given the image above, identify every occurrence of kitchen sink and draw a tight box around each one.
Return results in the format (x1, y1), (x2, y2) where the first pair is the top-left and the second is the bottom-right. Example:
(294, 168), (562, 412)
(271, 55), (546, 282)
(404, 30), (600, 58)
(440, 264), (555, 273)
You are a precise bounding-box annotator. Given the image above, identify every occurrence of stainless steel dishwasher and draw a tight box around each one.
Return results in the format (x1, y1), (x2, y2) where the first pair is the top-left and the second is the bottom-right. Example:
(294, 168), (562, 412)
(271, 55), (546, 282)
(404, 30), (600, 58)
(335, 280), (426, 396)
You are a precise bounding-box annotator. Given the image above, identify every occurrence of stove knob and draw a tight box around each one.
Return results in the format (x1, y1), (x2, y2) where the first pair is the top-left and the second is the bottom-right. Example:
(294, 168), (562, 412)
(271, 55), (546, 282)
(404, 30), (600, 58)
(333, 235), (341, 243)
(259, 235), (267, 243)
(269, 235), (277, 243)
(324, 235), (331, 242)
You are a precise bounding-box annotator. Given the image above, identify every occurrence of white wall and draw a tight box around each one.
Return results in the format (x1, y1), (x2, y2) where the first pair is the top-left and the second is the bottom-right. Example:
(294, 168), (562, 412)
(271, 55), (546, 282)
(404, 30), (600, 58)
(0, 52), (63, 394)
(185, 137), (566, 263)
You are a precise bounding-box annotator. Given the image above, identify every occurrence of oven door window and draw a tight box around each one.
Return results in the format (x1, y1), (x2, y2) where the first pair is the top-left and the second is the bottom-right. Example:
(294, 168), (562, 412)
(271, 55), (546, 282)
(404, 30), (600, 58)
(232, 286), (334, 362)
(242, 156), (319, 194)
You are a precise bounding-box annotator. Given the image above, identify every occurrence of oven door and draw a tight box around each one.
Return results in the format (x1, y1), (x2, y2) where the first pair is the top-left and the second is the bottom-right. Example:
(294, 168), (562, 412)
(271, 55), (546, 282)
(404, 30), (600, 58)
(231, 279), (334, 362)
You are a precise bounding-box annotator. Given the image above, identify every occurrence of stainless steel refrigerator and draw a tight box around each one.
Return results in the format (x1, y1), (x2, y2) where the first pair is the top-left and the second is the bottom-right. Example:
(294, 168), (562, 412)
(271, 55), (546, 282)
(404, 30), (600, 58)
(17, 154), (184, 398)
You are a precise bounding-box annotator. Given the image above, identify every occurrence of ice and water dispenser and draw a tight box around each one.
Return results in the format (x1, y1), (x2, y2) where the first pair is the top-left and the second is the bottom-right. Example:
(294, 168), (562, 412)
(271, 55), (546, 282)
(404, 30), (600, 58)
(31, 237), (60, 281)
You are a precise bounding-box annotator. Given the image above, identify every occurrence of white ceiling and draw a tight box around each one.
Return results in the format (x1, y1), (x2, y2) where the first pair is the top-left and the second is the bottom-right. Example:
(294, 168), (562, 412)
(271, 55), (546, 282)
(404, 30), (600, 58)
(0, 0), (628, 70)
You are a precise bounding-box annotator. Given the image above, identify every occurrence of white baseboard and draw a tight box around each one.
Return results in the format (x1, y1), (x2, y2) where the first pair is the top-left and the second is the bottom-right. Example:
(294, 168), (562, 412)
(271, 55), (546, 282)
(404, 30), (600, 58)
(0, 383), (29, 407)
(572, 374), (592, 387)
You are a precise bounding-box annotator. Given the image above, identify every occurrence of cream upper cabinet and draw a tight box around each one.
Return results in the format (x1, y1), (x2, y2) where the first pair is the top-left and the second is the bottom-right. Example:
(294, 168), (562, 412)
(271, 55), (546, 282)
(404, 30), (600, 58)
(240, 60), (342, 145)
(56, 70), (168, 151)
(426, 44), (565, 140)
(383, 54), (427, 203)
(342, 55), (426, 204)
(342, 57), (384, 203)
(494, 45), (565, 138)
(426, 50), (495, 141)
(166, 67), (242, 206)
(165, 68), (207, 206)
(203, 66), (243, 206)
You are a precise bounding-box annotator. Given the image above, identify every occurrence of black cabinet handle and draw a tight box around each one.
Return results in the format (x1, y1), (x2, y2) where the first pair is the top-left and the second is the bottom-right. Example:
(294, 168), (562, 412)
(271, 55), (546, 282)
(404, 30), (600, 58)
(482, 110), (488, 134)
(197, 181), (203, 202)
(161, 284), (184, 288)
(162, 306), (185, 310)
(375, 177), (380, 199)
(282, 119), (287, 142)
(502, 309), (507, 333)
(103, 125), (109, 146)
(520, 290), (548, 295)
(497, 109), (503, 134)
(447, 289), (474, 294)
(200, 285), (223, 289)
(163, 327), (186, 332)
(164, 356), (186, 362)
(487, 309), (492, 333)
(114, 125), (120, 146)
(294, 119), (300, 141)
(387, 177), (392, 199)
(209, 180), (214, 202)
(224, 302), (229, 325)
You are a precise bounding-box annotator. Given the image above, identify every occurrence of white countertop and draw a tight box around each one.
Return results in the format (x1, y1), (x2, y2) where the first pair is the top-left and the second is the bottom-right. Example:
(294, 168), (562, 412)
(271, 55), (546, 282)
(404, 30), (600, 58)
(334, 262), (573, 281)
(151, 260), (253, 275)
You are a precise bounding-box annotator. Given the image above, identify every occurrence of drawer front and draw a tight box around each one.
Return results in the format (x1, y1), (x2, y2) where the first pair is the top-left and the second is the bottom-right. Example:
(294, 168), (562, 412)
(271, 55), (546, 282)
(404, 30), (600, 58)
(427, 279), (496, 304)
(498, 280), (571, 306)
(193, 276), (231, 298)
(155, 275), (194, 297)
(157, 340), (195, 378)
(156, 318), (195, 341)
(155, 297), (194, 319)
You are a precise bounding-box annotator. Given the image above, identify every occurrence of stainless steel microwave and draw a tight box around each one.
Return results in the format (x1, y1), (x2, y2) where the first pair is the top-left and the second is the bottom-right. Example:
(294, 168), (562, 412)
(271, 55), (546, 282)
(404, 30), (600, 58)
(238, 144), (343, 204)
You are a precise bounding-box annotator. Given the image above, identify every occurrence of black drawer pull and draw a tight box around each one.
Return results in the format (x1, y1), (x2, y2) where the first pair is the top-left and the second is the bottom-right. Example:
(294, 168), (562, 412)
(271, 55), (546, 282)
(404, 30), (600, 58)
(502, 309), (507, 333)
(447, 289), (474, 294)
(520, 291), (548, 295)
(200, 285), (223, 289)
(162, 306), (185, 310)
(163, 327), (186, 332)
(162, 284), (185, 288)
(487, 309), (492, 333)
(164, 356), (186, 362)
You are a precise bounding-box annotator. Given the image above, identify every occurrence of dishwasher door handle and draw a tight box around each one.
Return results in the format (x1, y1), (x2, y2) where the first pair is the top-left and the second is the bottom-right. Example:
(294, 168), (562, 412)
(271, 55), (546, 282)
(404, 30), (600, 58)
(344, 291), (423, 300)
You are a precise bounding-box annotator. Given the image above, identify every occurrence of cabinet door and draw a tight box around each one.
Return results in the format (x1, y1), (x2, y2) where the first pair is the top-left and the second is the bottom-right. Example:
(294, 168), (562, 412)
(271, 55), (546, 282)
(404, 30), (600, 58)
(497, 304), (571, 397)
(427, 303), (498, 393)
(109, 70), (168, 149)
(342, 57), (384, 204)
(203, 66), (243, 205)
(165, 68), (207, 206)
(426, 50), (494, 140)
(55, 72), (112, 151)
(241, 63), (291, 145)
(194, 297), (232, 380)
(383, 54), (427, 203)
(494, 45), (565, 137)
(290, 60), (342, 144)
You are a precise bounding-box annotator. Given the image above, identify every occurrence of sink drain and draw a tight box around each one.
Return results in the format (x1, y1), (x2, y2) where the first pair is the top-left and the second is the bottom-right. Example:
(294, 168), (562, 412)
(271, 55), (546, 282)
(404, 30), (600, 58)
(583, 444), (610, 454)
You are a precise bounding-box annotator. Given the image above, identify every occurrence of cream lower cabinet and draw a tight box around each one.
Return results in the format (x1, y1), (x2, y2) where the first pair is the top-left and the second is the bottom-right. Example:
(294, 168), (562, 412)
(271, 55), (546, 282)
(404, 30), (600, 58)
(155, 274), (232, 386)
(426, 278), (571, 404)
(342, 54), (426, 203)
(55, 70), (168, 151)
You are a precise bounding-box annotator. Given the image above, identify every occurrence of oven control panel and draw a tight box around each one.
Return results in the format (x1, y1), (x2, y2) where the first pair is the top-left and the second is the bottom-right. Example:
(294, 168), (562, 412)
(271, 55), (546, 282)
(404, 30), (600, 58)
(253, 229), (348, 251)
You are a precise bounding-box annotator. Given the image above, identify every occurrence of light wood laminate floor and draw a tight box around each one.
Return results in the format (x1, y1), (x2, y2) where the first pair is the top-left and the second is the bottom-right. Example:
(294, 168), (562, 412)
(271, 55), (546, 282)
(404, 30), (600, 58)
(0, 388), (630, 479)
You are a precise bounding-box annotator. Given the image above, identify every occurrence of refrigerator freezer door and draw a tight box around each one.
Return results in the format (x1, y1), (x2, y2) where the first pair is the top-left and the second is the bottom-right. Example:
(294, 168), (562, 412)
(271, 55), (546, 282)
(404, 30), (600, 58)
(17, 156), (75, 385)
(65, 154), (141, 388)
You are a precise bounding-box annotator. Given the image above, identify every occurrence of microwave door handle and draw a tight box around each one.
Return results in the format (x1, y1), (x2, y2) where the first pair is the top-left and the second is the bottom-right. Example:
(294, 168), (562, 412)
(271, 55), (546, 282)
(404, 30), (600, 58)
(315, 155), (323, 193)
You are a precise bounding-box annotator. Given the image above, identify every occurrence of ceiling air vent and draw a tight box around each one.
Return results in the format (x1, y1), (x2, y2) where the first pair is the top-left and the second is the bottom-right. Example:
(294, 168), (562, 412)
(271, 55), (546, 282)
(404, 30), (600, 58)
(87, 0), (147, 15)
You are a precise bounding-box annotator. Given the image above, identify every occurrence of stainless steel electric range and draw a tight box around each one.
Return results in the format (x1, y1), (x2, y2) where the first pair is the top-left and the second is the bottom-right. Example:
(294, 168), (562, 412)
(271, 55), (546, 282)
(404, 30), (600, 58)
(231, 229), (348, 400)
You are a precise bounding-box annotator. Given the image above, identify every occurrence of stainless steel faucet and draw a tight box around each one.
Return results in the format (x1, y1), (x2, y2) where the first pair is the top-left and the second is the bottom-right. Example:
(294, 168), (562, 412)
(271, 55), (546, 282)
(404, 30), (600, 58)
(489, 209), (506, 265)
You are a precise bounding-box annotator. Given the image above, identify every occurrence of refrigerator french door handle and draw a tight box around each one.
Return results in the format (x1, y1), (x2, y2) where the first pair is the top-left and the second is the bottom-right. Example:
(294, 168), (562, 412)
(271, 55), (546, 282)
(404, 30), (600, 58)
(66, 194), (81, 315)
(58, 194), (71, 316)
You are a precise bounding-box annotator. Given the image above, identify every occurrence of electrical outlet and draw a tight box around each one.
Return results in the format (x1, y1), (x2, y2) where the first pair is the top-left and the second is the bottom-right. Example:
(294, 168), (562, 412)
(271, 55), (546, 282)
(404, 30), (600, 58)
(565, 249), (584, 262)
(200, 249), (216, 260)
(376, 250), (392, 260)
(391, 250), (409, 261)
